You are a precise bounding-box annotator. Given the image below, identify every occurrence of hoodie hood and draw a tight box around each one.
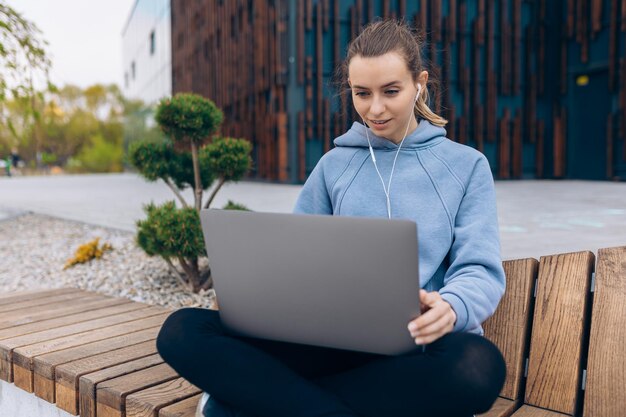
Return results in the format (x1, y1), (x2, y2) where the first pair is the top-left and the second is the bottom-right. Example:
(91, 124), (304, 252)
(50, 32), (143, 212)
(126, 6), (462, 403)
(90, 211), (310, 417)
(333, 120), (448, 150)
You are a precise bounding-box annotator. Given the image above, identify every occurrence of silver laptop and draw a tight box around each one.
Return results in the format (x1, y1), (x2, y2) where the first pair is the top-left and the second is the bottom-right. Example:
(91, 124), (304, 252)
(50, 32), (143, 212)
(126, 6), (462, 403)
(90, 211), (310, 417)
(200, 209), (421, 355)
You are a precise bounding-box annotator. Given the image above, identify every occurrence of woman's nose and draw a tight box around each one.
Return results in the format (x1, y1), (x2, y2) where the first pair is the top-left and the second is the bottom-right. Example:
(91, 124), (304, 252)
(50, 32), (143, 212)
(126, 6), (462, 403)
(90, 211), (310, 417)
(369, 96), (385, 115)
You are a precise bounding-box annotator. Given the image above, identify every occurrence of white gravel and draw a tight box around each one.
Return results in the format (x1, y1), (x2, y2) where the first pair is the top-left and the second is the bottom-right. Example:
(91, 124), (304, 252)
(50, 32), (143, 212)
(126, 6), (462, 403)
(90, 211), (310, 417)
(0, 212), (216, 309)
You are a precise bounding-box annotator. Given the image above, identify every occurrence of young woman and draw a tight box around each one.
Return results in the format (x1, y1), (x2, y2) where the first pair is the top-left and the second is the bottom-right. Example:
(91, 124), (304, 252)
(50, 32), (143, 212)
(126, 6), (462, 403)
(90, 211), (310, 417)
(157, 19), (506, 417)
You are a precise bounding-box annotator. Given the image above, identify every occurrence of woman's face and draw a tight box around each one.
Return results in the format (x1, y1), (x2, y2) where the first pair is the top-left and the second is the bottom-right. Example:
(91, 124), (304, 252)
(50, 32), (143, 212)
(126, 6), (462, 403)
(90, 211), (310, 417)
(348, 51), (426, 143)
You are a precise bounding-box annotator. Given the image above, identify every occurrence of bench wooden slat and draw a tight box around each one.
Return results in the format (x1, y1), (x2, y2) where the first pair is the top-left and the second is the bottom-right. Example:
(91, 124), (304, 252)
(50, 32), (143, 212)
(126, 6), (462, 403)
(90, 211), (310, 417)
(477, 396), (519, 417)
(11, 312), (169, 393)
(0, 299), (136, 341)
(511, 404), (569, 416)
(34, 327), (161, 403)
(0, 301), (146, 382)
(0, 293), (111, 329)
(582, 246), (626, 417)
(124, 378), (201, 417)
(55, 340), (158, 415)
(158, 394), (202, 417)
(80, 354), (164, 417)
(524, 251), (594, 415)
(483, 258), (538, 401)
(97, 363), (181, 416)
(0, 290), (92, 314)
(0, 288), (81, 306)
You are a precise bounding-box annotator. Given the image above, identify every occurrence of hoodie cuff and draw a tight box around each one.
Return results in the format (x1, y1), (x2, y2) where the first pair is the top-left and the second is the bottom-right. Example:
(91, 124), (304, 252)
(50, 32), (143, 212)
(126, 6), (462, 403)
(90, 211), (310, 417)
(440, 292), (469, 332)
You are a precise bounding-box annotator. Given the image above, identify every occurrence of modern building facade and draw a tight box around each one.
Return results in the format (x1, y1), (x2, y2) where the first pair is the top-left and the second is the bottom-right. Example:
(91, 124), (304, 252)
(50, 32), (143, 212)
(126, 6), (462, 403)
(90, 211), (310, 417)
(170, 0), (626, 182)
(122, 0), (172, 104)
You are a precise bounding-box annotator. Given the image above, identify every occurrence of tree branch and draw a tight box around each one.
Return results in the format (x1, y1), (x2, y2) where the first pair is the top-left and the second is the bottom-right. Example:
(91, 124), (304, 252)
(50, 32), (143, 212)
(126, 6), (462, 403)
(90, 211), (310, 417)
(163, 256), (192, 292)
(163, 177), (189, 208)
(190, 141), (203, 211)
(204, 176), (226, 209)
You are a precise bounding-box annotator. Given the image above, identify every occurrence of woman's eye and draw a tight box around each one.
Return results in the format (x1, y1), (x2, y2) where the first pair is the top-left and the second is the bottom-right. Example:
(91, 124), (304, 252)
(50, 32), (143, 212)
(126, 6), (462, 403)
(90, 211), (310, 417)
(386, 90), (399, 95)
(355, 91), (369, 97)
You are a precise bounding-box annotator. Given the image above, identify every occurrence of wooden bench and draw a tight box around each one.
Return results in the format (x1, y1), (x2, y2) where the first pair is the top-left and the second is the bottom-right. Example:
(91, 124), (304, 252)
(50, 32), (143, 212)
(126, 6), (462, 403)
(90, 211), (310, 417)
(0, 245), (624, 417)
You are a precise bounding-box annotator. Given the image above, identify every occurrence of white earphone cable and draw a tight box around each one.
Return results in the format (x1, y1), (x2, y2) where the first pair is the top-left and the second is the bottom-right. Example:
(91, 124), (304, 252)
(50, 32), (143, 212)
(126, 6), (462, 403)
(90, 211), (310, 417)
(363, 85), (420, 218)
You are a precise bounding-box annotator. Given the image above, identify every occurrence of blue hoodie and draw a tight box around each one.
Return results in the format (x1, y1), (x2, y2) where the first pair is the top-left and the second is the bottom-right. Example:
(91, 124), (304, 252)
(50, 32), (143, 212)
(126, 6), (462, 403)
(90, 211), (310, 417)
(293, 120), (505, 335)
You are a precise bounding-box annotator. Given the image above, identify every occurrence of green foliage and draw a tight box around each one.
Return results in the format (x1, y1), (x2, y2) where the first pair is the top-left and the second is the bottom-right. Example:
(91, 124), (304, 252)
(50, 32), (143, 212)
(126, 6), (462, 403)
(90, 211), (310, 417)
(40, 152), (56, 165)
(155, 93), (223, 144)
(73, 134), (123, 173)
(223, 200), (250, 211)
(136, 201), (205, 259)
(0, 5), (52, 146)
(133, 95), (253, 293)
(128, 139), (216, 190)
(204, 137), (253, 181)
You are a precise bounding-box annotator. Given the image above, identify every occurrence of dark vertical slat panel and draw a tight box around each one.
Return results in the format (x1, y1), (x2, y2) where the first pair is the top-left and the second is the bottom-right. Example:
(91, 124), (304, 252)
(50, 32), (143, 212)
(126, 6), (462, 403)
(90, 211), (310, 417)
(560, 30), (568, 95)
(432, 0), (441, 44)
(449, 0), (457, 43)
(592, 0), (603, 36)
(399, 0), (406, 18)
(324, 99), (331, 152)
(367, 0), (374, 23)
(473, 19), (483, 150)
(609, 0), (618, 91)
(513, 0), (522, 94)
(500, 0), (510, 95)
(298, 111), (306, 181)
(323, 0), (329, 31)
(420, 0), (428, 36)
(606, 113), (613, 180)
(458, 2), (466, 90)
(568, 0), (575, 37)
(621, 59), (626, 142)
(499, 109), (511, 179)
(316, 1), (323, 141)
(512, 110), (523, 178)
(297, 0), (305, 84)
(333, 0), (340, 68)
(306, 56), (313, 140)
(486, 0), (496, 142)
(553, 107), (567, 177)
(306, 0), (312, 30)
(536, 120), (545, 178)
(477, 0), (485, 46)
(383, 0), (389, 19)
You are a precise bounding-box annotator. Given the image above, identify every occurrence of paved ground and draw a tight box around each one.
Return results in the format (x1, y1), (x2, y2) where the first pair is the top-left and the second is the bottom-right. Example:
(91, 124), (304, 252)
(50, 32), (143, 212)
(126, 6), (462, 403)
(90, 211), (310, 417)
(1, 173), (625, 260)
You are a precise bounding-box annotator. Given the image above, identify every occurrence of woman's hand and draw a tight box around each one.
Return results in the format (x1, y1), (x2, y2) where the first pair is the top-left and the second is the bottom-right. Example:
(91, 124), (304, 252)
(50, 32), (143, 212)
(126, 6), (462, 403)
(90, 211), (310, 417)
(407, 289), (457, 344)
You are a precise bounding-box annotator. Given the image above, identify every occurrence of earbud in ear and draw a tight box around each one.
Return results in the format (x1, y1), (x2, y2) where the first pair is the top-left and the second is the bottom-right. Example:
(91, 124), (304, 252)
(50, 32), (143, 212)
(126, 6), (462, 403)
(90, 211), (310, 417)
(414, 84), (422, 102)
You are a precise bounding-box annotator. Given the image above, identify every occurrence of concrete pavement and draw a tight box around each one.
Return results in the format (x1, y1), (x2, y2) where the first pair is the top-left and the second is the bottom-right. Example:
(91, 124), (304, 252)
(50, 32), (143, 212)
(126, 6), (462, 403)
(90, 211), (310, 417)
(1, 173), (625, 260)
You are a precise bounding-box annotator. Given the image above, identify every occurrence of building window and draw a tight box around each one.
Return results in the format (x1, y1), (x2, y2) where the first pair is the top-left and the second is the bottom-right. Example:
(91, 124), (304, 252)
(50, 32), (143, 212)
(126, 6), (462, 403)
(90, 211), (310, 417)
(131, 61), (136, 80)
(150, 30), (155, 55)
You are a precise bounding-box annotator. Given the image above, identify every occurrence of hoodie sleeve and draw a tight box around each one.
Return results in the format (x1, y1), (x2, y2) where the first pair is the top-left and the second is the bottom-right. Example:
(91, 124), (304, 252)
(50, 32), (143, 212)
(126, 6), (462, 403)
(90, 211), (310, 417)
(439, 155), (506, 333)
(293, 158), (333, 214)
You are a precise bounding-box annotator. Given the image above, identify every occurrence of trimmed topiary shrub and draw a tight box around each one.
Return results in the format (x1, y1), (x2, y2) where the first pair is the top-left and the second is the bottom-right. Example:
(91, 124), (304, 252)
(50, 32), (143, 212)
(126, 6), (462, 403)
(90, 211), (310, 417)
(130, 93), (252, 292)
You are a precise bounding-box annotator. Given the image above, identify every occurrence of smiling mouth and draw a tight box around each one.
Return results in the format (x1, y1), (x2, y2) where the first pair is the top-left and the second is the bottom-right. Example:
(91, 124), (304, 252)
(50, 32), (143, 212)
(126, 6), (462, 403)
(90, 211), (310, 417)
(370, 119), (391, 126)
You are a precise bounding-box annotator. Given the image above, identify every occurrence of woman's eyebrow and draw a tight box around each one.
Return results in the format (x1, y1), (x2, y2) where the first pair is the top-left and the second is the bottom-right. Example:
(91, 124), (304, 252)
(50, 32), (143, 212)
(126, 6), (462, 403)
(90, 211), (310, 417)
(352, 80), (402, 89)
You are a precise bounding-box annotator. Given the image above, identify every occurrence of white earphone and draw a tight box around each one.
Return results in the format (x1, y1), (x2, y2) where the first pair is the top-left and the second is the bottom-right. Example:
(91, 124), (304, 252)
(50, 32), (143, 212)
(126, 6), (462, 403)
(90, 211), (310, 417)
(362, 83), (422, 218)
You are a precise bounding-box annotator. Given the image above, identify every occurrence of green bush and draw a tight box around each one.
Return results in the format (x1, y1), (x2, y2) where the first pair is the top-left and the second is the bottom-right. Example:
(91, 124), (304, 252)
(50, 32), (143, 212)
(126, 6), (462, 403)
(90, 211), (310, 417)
(223, 200), (250, 211)
(136, 201), (205, 259)
(130, 93), (252, 293)
(75, 134), (123, 172)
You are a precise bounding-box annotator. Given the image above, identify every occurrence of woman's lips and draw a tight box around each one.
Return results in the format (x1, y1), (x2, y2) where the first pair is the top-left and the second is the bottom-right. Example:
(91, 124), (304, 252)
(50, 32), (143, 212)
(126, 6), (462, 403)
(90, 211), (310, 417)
(369, 119), (391, 130)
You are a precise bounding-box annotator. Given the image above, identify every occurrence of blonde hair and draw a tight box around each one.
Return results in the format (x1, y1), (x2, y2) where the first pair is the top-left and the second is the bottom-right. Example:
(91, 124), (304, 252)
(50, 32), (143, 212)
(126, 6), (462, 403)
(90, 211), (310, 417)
(340, 19), (448, 127)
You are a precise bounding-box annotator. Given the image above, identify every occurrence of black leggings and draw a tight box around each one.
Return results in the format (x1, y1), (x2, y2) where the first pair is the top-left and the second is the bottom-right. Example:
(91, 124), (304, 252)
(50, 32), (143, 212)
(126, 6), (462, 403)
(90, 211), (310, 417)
(156, 308), (505, 417)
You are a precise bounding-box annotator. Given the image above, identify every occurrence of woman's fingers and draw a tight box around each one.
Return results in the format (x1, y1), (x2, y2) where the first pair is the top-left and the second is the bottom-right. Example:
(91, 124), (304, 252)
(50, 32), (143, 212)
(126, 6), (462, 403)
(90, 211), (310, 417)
(408, 301), (448, 336)
(408, 290), (457, 344)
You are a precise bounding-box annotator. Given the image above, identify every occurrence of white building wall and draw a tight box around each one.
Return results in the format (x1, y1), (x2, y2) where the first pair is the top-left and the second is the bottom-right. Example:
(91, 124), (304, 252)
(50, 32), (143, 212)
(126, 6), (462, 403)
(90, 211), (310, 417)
(122, 0), (172, 104)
